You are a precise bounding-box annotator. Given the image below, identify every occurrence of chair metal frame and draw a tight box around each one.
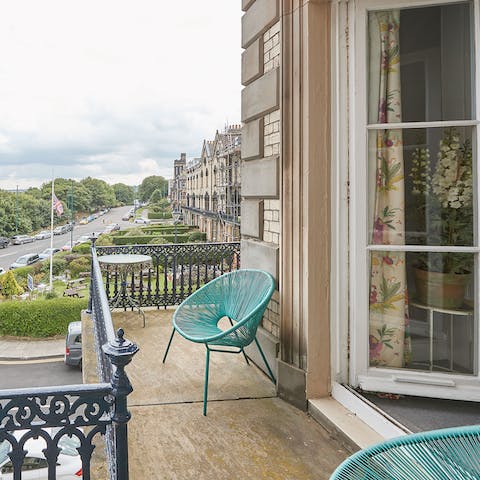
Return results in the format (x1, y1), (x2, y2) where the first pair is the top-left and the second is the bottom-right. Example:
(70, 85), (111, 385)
(330, 424), (480, 479)
(162, 269), (276, 415)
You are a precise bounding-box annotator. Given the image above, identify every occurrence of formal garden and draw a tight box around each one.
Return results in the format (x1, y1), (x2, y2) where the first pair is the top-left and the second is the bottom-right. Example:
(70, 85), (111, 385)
(0, 223), (207, 338)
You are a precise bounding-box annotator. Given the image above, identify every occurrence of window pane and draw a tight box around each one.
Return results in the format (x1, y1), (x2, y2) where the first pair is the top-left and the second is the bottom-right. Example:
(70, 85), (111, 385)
(368, 3), (473, 124)
(369, 251), (475, 374)
(368, 126), (474, 246)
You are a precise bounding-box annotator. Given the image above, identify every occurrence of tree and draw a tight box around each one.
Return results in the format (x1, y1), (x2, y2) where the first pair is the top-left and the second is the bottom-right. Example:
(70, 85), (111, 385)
(113, 183), (135, 205)
(138, 176), (168, 202)
(148, 188), (164, 204)
(0, 271), (24, 298)
(80, 177), (116, 210)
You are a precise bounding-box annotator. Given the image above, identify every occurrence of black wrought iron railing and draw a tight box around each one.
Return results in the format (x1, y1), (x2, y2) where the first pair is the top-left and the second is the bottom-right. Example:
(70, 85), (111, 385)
(0, 249), (138, 480)
(96, 242), (240, 309)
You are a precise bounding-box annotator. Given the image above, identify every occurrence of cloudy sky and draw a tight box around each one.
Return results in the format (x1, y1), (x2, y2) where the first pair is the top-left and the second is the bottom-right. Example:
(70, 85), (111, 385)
(0, 1), (242, 190)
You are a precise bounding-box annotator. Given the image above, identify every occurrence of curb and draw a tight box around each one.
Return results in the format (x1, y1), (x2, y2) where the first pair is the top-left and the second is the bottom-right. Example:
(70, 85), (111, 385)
(0, 354), (65, 362)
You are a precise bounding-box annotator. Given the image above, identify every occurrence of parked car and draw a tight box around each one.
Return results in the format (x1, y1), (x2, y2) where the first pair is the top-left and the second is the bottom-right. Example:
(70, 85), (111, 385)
(79, 218), (89, 225)
(61, 241), (74, 251)
(133, 217), (150, 224)
(38, 247), (61, 260)
(0, 267), (5, 275)
(103, 223), (120, 234)
(0, 237), (9, 248)
(10, 253), (40, 269)
(0, 427), (82, 479)
(53, 224), (73, 235)
(11, 235), (34, 245)
(65, 321), (82, 368)
(34, 230), (52, 240)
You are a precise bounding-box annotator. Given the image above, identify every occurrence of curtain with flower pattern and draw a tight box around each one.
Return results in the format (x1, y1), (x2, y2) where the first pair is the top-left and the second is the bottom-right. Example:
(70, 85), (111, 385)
(368, 11), (410, 368)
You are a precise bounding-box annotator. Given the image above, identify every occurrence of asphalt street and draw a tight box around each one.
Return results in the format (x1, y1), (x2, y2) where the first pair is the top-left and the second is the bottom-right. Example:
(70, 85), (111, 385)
(0, 360), (82, 389)
(0, 205), (133, 272)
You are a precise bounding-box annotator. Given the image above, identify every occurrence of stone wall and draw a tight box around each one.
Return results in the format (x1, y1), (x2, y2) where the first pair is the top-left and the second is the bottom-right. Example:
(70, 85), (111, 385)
(241, 0), (281, 356)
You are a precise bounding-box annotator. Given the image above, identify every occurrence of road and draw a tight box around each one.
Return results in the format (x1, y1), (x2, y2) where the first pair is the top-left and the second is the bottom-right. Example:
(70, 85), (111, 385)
(0, 205), (133, 271)
(0, 360), (82, 389)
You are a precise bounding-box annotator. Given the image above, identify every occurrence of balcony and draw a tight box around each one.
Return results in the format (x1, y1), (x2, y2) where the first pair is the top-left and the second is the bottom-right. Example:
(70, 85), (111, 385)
(0, 242), (349, 479)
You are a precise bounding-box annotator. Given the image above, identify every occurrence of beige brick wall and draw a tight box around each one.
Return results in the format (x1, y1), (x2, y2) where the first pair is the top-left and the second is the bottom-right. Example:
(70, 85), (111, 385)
(241, 5), (280, 341)
(263, 199), (280, 245)
(263, 22), (280, 73)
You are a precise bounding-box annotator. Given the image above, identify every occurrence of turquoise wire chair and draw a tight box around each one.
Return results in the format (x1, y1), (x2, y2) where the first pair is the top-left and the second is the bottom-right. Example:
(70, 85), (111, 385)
(330, 424), (480, 479)
(162, 269), (276, 415)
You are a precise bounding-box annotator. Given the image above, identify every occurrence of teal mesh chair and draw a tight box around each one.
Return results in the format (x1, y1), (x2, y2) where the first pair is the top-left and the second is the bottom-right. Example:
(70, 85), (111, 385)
(162, 269), (276, 415)
(330, 424), (480, 479)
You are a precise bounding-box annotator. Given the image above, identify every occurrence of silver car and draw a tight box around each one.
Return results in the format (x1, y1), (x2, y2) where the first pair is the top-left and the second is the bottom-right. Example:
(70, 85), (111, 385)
(64, 321), (82, 368)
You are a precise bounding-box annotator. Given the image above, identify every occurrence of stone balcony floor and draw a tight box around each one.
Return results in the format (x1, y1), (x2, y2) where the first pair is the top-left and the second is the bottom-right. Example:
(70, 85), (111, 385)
(83, 308), (348, 480)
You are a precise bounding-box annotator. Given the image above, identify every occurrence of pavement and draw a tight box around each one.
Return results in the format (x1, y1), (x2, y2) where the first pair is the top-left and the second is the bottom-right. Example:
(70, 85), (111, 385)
(0, 337), (65, 361)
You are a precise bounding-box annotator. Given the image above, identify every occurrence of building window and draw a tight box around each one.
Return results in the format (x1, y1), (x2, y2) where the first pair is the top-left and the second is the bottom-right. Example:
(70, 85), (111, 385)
(350, 0), (479, 397)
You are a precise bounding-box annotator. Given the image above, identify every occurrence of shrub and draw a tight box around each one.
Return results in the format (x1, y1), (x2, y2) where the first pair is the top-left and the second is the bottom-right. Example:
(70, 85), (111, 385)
(72, 242), (91, 254)
(0, 297), (87, 337)
(112, 234), (191, 245)
(124, 227), (145, 237)
(95, 234), (114, 246)
(148, 212), (172, 219)
(11, 266), (34, 289)
(148, 236), (167, 244)
(44, 291), (58, 300)
(40, 257), (67, 277)
(0, 271), (24, 298)
(188, 231), (207, 242)
(68, 256), (91, 278)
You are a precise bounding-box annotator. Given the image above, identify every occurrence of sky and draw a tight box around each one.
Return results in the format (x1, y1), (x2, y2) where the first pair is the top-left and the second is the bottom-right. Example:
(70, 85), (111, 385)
(0, 1), (242, 190)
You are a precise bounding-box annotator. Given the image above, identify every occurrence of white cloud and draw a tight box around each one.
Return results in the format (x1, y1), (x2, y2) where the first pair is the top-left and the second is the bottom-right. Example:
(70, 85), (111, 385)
(0, 0), (241, 189)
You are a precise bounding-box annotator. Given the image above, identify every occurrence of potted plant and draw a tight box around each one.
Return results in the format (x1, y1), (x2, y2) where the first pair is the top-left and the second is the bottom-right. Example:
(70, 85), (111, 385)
(409, 128), (473, 308)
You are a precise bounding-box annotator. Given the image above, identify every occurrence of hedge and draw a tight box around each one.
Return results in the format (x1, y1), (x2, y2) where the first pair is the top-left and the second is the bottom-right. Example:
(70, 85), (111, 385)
(112, 234), (192, 245)
(0, 297), (88, 337)
(148, 212), (172, 219)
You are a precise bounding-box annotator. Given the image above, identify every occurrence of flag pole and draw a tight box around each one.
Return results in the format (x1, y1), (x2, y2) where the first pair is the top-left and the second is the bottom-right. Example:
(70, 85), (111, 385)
(49, 176), (55, 291)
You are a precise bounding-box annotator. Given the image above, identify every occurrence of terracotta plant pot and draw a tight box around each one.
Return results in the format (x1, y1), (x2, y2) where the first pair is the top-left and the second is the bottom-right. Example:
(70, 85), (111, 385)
(413, 268), (472, 309)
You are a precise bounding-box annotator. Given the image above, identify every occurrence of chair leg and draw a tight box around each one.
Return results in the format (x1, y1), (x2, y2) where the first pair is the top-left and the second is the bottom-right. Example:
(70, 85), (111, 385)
(162, 328), (175, 364)
(203, 348), (211, 416)
(228, 317), (249, 365)
(254, 337), (276, 384)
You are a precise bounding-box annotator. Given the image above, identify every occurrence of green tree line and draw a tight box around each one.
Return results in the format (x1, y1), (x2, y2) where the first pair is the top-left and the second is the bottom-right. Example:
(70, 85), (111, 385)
(0, 175), (169, 238)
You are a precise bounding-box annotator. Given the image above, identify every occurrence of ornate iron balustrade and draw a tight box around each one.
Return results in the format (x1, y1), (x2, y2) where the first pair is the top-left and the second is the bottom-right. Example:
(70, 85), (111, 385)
(95, 242), (240, 309)
(0, 249), (138, 480)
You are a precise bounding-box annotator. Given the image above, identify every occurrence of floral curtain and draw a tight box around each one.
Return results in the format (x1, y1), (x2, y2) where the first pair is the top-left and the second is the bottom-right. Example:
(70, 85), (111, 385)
(368, 11), (410, 368)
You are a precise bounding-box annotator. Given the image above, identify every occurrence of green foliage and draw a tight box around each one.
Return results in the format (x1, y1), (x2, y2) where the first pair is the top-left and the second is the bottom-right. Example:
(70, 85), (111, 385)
(113, 183), (135, 205)
(0, 271), (24, 298)
(44, 290), (58, 299)
(80, 177), (116, 210)
(138, 175), (168, 202)
(188, 231), (207, 242)
(68, 256), (91, 278)
(148, 188), (164, 204)
(11, 266), (34, 289)
(112, 234), (191, 245)
(0, 297), (87, 337)
(72, 242), (91, 254)
(95, 234), (114, 246)
(124, 227), (145, 237)
(40, 257), (68, 277)
(148, 212), (172, 219)
(148, 236), (167, 244)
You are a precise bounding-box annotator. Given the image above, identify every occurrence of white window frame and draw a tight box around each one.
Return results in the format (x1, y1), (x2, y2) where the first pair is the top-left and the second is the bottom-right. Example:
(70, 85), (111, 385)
(347, 0), (480, 401)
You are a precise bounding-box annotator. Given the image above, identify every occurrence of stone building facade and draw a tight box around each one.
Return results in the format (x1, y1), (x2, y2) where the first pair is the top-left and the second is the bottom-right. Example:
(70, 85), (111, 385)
(241, 0), (480, 445)
(179, 125), (242, 242)
(170, 153), (186, 213)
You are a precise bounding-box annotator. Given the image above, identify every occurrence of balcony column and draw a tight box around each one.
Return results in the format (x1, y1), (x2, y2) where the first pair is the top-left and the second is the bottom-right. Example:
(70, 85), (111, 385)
(102, 328), (139, 480)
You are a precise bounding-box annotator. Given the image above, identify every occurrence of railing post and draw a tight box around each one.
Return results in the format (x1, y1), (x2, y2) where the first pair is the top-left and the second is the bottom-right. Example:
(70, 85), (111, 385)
(86, 234), (99, 314)
(102, 328), (139, 480)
